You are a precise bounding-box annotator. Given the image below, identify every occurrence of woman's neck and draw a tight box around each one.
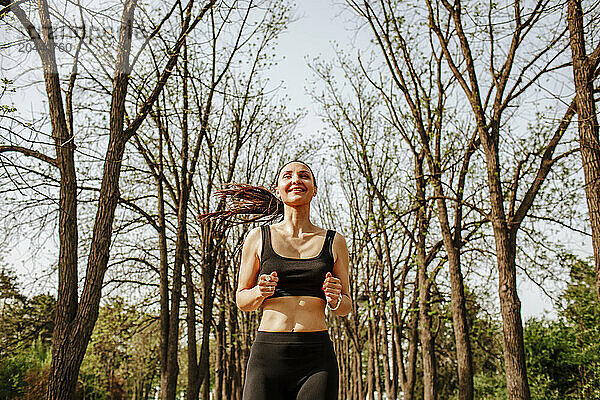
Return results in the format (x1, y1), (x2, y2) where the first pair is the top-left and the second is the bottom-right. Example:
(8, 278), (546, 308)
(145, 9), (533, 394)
(280, 204), (315, 236)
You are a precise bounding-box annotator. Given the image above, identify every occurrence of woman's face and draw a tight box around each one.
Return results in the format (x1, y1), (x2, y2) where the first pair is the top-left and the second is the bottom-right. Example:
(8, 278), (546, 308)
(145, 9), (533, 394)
(275, 162), (316, 206)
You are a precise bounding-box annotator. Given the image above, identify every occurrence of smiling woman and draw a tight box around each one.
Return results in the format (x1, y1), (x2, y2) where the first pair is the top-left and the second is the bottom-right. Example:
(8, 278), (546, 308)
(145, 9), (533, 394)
(199, 161), (351, 400)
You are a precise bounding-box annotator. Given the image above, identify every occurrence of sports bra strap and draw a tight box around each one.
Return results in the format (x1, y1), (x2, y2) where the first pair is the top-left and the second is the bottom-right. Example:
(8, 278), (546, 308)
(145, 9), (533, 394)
(324, 229), (336, 259)
(260, 225), (274, 259)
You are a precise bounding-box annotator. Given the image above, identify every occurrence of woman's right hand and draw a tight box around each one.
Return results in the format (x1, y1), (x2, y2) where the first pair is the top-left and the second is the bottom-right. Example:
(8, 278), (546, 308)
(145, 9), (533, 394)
(256, 271), (278, 298)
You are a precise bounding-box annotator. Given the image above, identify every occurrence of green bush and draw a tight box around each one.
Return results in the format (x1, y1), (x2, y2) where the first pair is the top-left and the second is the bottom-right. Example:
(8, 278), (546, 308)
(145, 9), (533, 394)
(0, 353), (34, 399)
(473, 371), (507, 400)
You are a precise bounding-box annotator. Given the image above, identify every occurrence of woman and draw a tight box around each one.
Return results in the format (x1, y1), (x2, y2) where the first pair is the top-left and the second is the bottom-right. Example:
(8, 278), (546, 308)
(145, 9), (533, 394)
(210, 161), (351, 400)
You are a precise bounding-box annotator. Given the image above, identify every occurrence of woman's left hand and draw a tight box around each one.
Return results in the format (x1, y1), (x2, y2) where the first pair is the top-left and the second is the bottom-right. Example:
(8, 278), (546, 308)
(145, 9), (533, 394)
(322, 272), (342, 307)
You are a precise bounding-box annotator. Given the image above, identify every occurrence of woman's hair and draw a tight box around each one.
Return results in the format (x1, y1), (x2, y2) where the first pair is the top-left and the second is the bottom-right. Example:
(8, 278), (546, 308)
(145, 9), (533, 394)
(198, 161), (315, 225)
(197, 183), (284, 224)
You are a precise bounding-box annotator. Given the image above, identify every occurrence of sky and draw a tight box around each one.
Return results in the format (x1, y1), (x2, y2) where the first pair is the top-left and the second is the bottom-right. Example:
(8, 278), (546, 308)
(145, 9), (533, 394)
(269, 0), (357, 135)
(2, 0), (586, 319)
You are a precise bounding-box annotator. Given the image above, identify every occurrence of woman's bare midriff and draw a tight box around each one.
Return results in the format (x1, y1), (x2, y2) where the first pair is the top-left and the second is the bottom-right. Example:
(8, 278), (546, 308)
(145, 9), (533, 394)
(258, 296), (327, 332)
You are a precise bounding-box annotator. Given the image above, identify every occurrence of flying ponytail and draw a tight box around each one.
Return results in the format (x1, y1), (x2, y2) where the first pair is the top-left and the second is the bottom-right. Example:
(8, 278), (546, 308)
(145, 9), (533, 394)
(197, 183), (283, 225)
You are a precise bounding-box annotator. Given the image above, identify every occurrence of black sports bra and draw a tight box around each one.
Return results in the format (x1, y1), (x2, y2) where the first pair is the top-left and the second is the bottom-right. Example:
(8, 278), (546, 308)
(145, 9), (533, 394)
(259, 225), (336, 301)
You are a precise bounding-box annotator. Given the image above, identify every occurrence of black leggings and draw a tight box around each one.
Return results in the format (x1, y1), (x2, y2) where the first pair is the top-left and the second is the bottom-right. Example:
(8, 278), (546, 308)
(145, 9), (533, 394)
(242, 331), (339, 400)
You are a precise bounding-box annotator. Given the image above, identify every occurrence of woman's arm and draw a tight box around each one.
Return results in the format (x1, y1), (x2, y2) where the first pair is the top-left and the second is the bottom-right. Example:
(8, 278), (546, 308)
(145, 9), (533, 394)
(236, 227), (278, 311)
(323, 232), (352, 316)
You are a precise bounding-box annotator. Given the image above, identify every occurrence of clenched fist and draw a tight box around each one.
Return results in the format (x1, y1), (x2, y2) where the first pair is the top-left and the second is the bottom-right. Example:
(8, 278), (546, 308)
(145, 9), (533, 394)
(256, 271), (278, 298)
(322, 272), (342, 308)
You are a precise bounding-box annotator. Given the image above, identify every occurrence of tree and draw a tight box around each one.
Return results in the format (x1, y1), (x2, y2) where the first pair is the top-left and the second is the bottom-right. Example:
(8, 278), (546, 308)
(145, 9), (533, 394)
(0, 266), (54, 359)
(0, 266), (53, 399)
(341, 2), (484, 398)
(81, 297), (160, 400)
(560, 254), (600, 398)
(111, 1), (299, 397)
(567, 0), (600, 303)
(424, 1), (594, 398)
(0, 1), (215, 398)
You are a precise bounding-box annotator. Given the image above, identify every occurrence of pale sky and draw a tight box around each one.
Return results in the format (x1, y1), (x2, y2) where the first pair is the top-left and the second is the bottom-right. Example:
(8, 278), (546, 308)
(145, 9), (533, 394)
(270, 0), (357, 135)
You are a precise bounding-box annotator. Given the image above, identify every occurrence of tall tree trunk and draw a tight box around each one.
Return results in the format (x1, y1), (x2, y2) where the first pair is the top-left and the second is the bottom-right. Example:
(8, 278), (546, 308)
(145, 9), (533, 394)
(366, 313), (375, 400)
(175, 34), (202, 400)
(415, 152), (437, 400)
(372, 316), (383, 399)
(354, 344), (364, 399)
(185, 231), (200, 398)
(568, 0), (600, 302)
(215, 308), (225, 400)
(0, 1), (215, 398)
(418, 266), (436, 400)
(481, 126), (530, 400)
(201, 235), (219, 393)
(439, 208), (474, 400)
(156, 117), (171, 400)
(403, 283), (419, 400)
(47, 2), (138, 398)
(495, 224), (530, 400)
(429, 156), (475, 400)
(393, 239), (418, 400)
(379, 296), (393, 399)
(163, 202), (187, 399)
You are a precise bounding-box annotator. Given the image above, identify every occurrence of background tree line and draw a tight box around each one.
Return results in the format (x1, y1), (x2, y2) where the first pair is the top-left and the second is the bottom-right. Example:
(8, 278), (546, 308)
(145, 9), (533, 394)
(0, 0), (599, 399)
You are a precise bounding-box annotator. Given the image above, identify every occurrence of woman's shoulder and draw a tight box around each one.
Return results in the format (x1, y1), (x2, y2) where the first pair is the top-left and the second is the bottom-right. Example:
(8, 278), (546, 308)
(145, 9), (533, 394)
(331, 230), (344, 239)
(331, 231), (348, 249)
(242, 226), (263, 254)
(246, 226), (263, 239)
(331, 231), (349, 264)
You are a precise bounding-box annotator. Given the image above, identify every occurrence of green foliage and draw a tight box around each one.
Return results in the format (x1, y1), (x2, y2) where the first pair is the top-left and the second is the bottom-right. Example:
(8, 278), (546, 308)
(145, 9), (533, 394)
(79, 297), (160, 399)
(524, 319), (578, 400)
(428, 257), (600, 400)
(1, 267), (160, 399)
(0, 267), (54, 359)
(0, 339), (51, 399)
(0, 266), (54, 399)
(521, 255), (600, 400)
(559, 254), (600, 400)
(0, 353), (32, 399)
(473, 371), (507, 400)
(0, 78), (16, 114)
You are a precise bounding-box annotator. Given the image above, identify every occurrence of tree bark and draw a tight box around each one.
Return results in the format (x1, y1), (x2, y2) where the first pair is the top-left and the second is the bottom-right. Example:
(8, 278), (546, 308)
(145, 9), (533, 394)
(155, 115), (171, 400)
(351, 2), (475, 397)
(394, 240), (419, 400)
(568, 0), (600, 302)
(428, 135), (477, 400)
(415, 152), (437, 400)
(480, 118), (531, 400)
(403, 281), (419, 400)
